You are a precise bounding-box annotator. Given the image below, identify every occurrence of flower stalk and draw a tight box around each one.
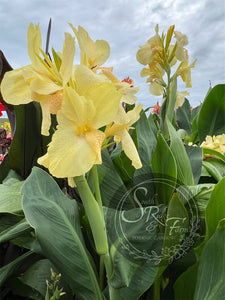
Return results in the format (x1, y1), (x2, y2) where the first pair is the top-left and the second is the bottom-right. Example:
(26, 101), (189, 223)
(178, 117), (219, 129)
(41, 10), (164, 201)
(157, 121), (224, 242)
(74, 175), (108, 255)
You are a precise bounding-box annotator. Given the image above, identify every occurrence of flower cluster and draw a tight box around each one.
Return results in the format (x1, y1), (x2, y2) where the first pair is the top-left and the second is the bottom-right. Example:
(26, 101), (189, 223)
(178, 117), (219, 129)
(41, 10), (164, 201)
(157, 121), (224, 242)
(201, 134), (225, 156)
(136, 25), (197, 108)
(0, 23), (142, 180)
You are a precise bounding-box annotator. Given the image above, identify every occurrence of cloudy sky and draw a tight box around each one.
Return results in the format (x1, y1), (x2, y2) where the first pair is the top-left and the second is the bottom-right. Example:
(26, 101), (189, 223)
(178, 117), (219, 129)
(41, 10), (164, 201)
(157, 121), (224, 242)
(0, 0), (224, 110)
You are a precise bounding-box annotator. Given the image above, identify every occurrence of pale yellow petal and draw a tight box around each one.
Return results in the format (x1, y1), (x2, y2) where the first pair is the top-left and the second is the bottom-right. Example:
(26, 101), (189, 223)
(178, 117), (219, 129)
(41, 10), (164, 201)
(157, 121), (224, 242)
(149, 82), (164, 96)
(126, 103), (143, 125)
(27, 23), (45, 72)
(59, 86), (96, 128)
(0, 67), (32, 105)
(70, 24), (110, 67)
(84, 82), (122, 128)
(30, 72), (62, 95)
(136, 44), (154, 65)
(38, 128), (99, 177)
(117, 130), (142, 169)
(73, 65), (108, 95)
(40, 98), (51, 136)
(101, 69), (120, 84)
(175, 91), (189, 109)
(60, 33), (75, 86)
(85, 129), (105, 163)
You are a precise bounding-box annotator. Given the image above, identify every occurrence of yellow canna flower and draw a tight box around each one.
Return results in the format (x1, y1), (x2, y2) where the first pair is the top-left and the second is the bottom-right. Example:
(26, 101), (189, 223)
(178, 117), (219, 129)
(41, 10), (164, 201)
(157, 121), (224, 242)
(174, 31), (188, 61)
(175, 91), (189, 109)
(1, 23), (75, 135)
(136, 25), (161, 66)
(201, 134), (225, 156)
(175, 57), (197, 88)
(69, 24), (110, 71)
(38, 82), (122, 178)
(105, 103), (143, 169)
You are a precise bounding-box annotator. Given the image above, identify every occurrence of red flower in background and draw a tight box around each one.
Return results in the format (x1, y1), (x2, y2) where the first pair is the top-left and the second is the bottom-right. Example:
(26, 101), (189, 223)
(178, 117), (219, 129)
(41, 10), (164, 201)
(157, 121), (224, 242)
(0, 102), (5, 117)
(152, 102), (161, 114)
(121, 77), (134, 87)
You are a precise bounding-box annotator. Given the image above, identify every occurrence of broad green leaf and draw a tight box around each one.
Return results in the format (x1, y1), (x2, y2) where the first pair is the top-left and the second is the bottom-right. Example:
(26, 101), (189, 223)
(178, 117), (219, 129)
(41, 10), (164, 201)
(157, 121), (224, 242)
(22, 167), (103, 300)
(167, 119), (194, 185)
(205, 177), (225, 241)
(202, 148), (225, 162)
(98, 150), (128, 208)
(151, 132), (177, 204)
(184, 145), (203, 185)
(202, 157), (225, 182)
(0, 218), (31, 243)
(0, 174), (24, 215)
(187, 184), (214, 218)
(195, 177), (225, 257)
(19, 259), (72, 299)
(197, 84), (225, 142)
(5, 277), (43, 300)
(135, 111), (157, 167)
(176, 98), (192, 135)
(161, 193), (189, 265)
(193, 219), (225, 300)
(8, 102), (53, 179)
(105, 204), (163, 297)
(111, 143), (135, 184)
(174, 262), (199, 300)
(0, 251), (39, 287)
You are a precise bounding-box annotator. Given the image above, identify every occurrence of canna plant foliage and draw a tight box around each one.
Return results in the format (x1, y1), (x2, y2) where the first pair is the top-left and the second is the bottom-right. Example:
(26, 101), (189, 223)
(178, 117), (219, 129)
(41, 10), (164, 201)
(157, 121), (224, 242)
(0, 21), (225, 300)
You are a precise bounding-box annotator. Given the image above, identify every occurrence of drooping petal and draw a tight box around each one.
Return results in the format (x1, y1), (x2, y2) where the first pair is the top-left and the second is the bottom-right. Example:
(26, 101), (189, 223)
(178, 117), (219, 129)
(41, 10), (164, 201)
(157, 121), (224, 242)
(38, 127), (100, 177)
(1, 67), (32, 105)
(115, 129), (142, 169)
(175, 91), (189, 109)
(60, 33), (75, 86)
(40, 98), (51, 136)
(149, 82), (164, 96)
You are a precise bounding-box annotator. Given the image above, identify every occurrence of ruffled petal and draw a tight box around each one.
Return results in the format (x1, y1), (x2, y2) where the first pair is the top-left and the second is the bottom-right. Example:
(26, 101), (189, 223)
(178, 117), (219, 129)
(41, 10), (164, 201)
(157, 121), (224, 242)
(59, 86), (96, 128)
(84, 82), (122, 128)
(38, 128), (99, 177)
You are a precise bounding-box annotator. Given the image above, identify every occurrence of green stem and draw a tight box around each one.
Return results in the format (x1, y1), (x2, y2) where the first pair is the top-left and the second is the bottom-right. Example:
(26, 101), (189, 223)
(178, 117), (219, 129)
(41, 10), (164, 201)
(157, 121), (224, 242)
(74, 175), (108, 255)
(153, 277), (161, 300)
(99, 255), (105, 290)
(92, 165), (102, 209)
(103, 253), (120, 300)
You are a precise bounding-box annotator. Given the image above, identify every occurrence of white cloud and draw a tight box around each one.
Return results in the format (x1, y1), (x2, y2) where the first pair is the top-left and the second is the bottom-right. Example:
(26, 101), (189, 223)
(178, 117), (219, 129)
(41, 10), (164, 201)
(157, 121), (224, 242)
(0, 0), (224, 109)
